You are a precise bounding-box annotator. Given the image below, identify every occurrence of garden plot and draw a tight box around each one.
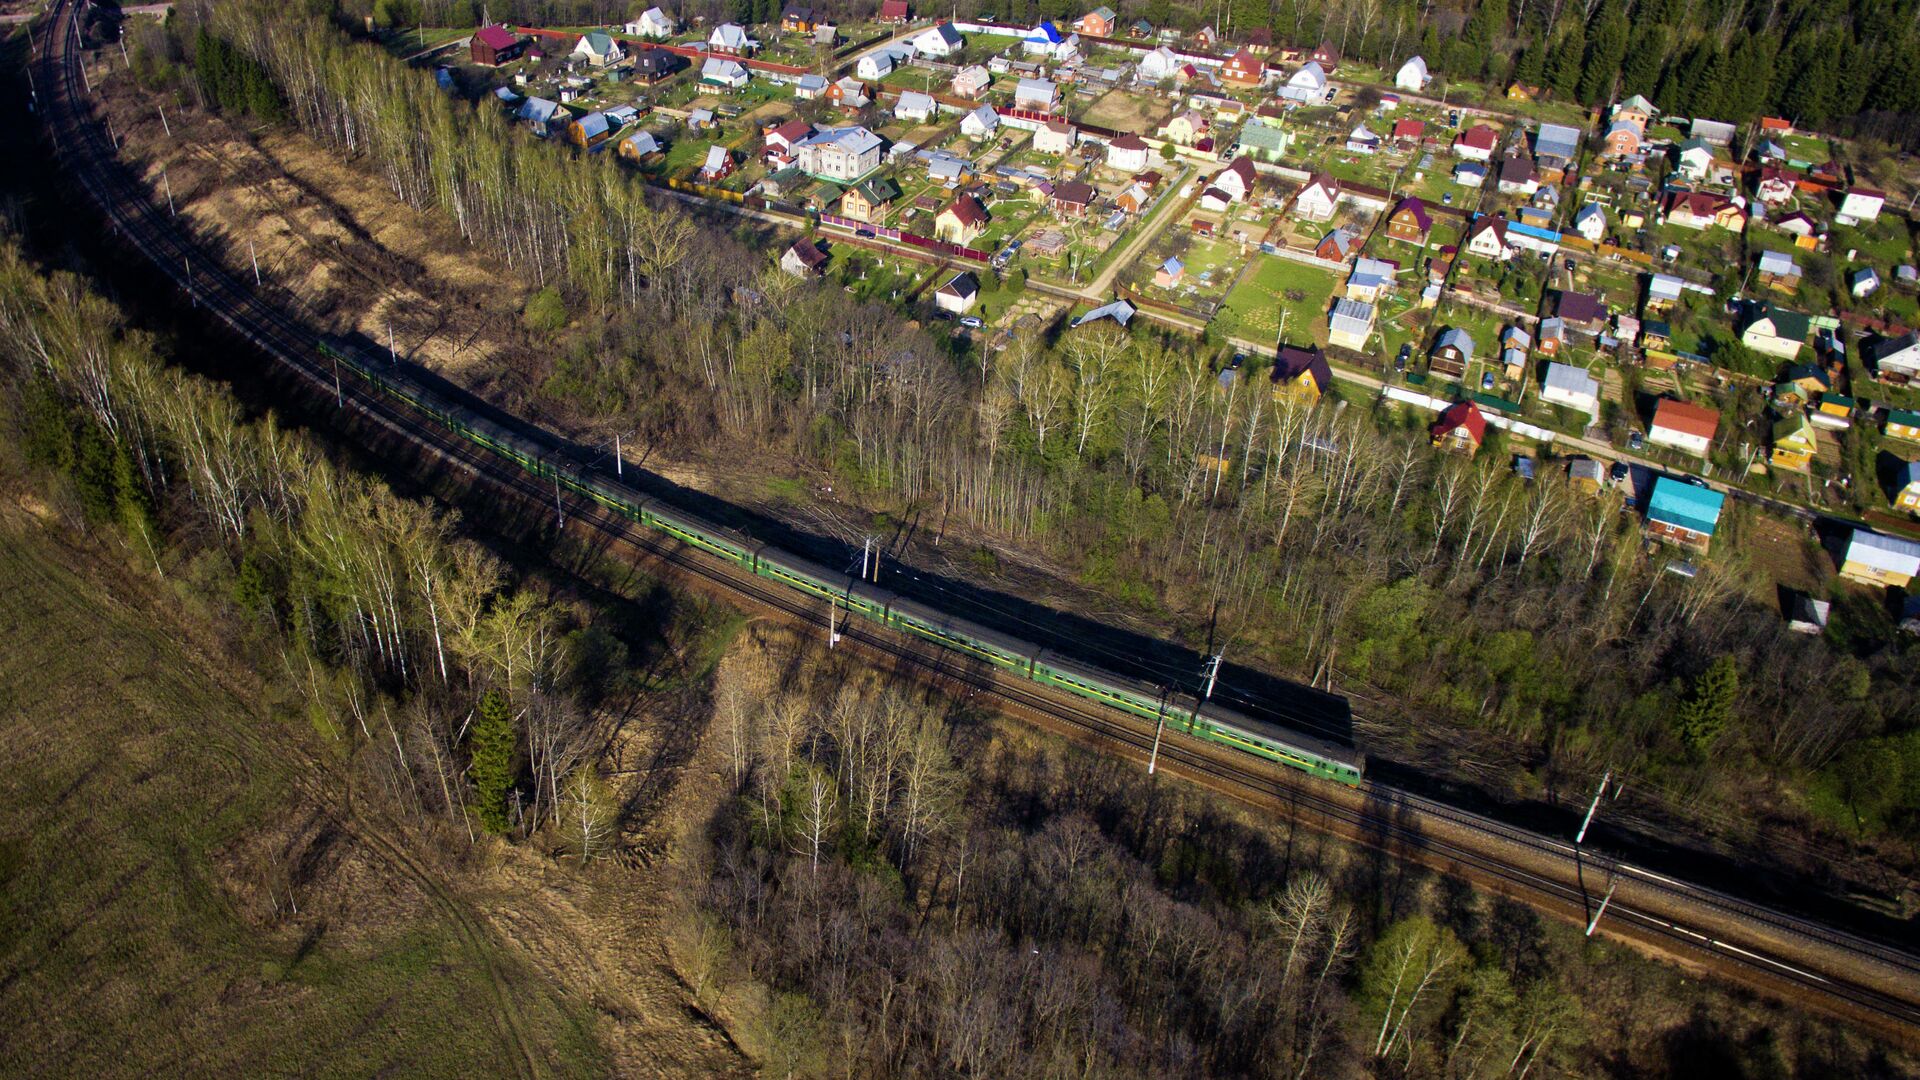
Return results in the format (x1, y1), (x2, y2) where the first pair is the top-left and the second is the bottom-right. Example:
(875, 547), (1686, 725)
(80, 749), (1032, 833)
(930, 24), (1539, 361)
(1212, 254), (1342, 345)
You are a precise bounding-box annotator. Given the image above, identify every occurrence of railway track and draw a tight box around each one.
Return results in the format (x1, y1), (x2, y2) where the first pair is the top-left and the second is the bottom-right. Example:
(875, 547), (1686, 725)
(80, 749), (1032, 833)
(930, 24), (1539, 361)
(32, 1), (1920, 1044)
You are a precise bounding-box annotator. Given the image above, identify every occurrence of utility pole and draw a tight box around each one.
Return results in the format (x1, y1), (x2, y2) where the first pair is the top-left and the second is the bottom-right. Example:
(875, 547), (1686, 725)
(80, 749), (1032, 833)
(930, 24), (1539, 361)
(1575, 770), (1613, 845)
(553, 467), (564, 529)
(1147, 690), (1170, 775)
(107, 117), (117, 150)
(163, 168), (174, 216)
(250, 239), (261, 285)
(158, 104), (170, 137)
(388, 321), (396, 364)
(1585, 880), (1618, 937)
(827, 596), (841, 648)
(613, 431), (625, 477)
(332, 349), (344, 408)
(860, 536), (871, 581)
(1201, 653), (1223, 701)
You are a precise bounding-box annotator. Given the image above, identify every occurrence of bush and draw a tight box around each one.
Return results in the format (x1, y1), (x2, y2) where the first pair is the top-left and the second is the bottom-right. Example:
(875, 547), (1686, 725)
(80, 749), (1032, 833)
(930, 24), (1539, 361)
(523, 287), (568, 334)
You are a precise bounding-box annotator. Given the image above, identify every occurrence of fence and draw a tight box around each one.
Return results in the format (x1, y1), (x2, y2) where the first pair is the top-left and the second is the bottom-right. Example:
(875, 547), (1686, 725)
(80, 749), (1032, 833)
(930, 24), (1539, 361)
(666, 176), (746, 203)
(818, 213), (990, 261)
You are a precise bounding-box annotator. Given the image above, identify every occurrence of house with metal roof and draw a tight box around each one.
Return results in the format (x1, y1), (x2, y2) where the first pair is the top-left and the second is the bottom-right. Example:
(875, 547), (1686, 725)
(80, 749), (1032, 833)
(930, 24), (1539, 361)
(795, 126), (885, 181)
(572, 31), (624, 66)
(700, 57), (750, 88)
(912, 21), (964, 56)
(1649, 397), (1720, 456)
(1740, 302), (1812, 359)
(1281, 62), (1328, 103)
(960, 104), (1000, 139)
(1841, 529), (1920, 587)
(1395, 55), (1428, 90)
(1541, 362), (1600, 419)
(1072, 299), (1136, 327)
(1429, 327), (1475, 377)
(516, 96), (564, 138)
(1345, 257), (1396, 302)
(1645, 478), (1726, 551)
(1328, 298), (1376, 350)
(895, 91), (937, 122)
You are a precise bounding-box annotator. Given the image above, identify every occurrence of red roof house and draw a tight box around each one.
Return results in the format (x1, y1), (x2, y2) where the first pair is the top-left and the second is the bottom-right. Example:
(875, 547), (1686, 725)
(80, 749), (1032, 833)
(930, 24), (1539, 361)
(1430, 401), (1488, 451)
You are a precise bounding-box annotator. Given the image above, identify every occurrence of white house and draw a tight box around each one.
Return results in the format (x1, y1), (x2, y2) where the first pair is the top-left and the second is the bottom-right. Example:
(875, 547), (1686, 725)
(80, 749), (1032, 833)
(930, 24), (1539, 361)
(1541, 362), (1601, 419)
(794, 126), (885, 181)
(794, 73), (828, 99)
(700, 57), (749, 89)
(1573, 203), (1606, 242)
(1106, 133), (1151, 172)
(1839, 188), (1886, 225)
(1293, 174), (1340, 222)
(856, 52), (896, 79)
(1676, 138), (1713, 181)
(1867, 333), (1920, 380)
(895, 91), (936, 122)
(1014, 77), (1057, 111)
(1465, 215), (1512, 260)
(959, 104), (999, 139)
(912, 22), (964, 58)
(708, 23), (757, 54)
(1648, 398), (1721, 457)
(572, 31), (624, 66)
(1034, 120), (1075, 154)
(935, 272), (980, 313)
(1210, 156), (1257, 203)
(625, 7), (675, 38)
(1328, 298), (1375, 350)
(1022, 20), (1065, 55)
(1281, 62), (1328, 103)
(1137, 46), (1180, 82)
(1394, 55), (1428, 91)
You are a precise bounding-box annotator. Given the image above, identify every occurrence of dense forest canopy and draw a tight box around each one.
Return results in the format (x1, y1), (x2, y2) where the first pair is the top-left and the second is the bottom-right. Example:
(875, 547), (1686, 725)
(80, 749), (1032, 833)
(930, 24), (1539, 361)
(344, 0), (1920, 145)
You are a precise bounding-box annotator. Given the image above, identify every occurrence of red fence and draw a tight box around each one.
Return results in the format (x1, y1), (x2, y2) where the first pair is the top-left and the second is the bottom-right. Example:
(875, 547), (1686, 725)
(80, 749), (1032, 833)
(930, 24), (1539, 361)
(819, 212), (990, 261)
(512, 26), (816, 77)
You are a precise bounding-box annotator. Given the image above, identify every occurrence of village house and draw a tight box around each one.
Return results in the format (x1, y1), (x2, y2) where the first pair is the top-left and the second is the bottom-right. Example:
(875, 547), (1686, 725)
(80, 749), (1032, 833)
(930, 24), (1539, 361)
(572, 30), (624, 66)
(952, 65), (991, 98)
(630, 48), (684, 83)
(794, 126), (884, 181)
(1022, 20), (1065, 55)
(1644, 272), (1684, 314)
(1271, 345), (1334, 403)
(1454, 124), (1499, 162)
(793, 72), (828, 99)
(1573, 203), (1606, 242)
(617, 130), (660, 161)
(1497, 152), (1538, 195)
(827, 77), (871, 109)
(567, 111), (615, 151)
(1161, 111), (1211, 146)
(1675, 138), (1714, 180)
(1345, 257), (1396, 302)
(1739, 302), (1812, 359)
(1345, 124), (1382, 154)
(913, 22), (964, 58)
(1537, 317), (1566, 356)
(839, 177), (900, 222)
(1114, 181), (1151, 214)
(856, 50), (900, 80)
(708, 23), (757, 54)
(1662, 189), (1745, 231)
(1464, 215), (1513, 260)
(1754, 167), (1798, 207)
(1137, 46), (1181, 82)
(935, 272), (980, 313)
(470, 24), (526, 66)
(1154, 257), (1185, 288)
(1328, 298), (1375, 350)
(1385, 197), (1433, 244)
(1890, 460), (1920, 512)
(1280, 62), (1328, 103)
(1854, 268), (1881, 298)
(1773, 211), (1822, 249)
(1210, 157), (1258, 203)
(1292, 173), (1340, 222)
(934, 194), (989, 244)
(1888, 409), (1920, 442)
(1035, 120), (1076, 155)
(1051, 179), (1095, 217)
(1076, 6), (1117, 36)
(1106, 134), (1152, 173)
(780, 238), (829, 277)
(960, 104), (999, 140)
(699, 145), (735, 182)
(1645, 477), (1725, 552)
(1839, 188), (1885, 224)
(1840, 529), (1920, 588)
(1554, 290), (1607, 333)
(1315, 227), (1357, 261)
(1222, 48), (1265, 87)
(1866, 332), (1920, 382)
(1429, 400), (1488, 453)
(1395, 55), (1428, 91)
(1430, 327), (1475, 378)
(1770, 412), (1818, 471)
(880, 0), (911, 22)
(1542, 362), (1601, 420)
(517, 97), (564, 138)
(1758, 249), (1802, 292)
(624, 7), (676, 38)
(1454, 161), (1488, 187)
(700, 57), (750, 89)
(1015, 77), (1058, 111)
(1649, 398), (1720, 456)
(763, 118), (813, 166)
(895, 91), (937, 123)
(1600, 121), (1642, 159)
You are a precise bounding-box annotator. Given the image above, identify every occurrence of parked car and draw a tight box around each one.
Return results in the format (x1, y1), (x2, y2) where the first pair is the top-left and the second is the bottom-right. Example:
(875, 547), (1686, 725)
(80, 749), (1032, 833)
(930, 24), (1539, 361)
(1610, 461), (1630, 484)
(1513, 456), (1536, 481)
(960, 315), (984, 328)
(1628, 430), (1645, 451)
(1481, 371), (1495, 390)
(1395, 343), (1411, 371)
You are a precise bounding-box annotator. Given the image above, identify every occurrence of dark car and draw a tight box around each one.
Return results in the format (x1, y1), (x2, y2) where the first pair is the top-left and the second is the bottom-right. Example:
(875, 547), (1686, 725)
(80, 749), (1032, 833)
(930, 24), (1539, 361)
(1395, 343), (1411, 371)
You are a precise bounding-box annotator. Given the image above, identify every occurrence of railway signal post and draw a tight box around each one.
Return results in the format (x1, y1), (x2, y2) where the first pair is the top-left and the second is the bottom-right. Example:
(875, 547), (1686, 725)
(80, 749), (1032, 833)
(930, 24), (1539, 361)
(1575, 770), (1614, 846)
(1147, 689), (1171, 776)
(1586, 879), (1619, 937)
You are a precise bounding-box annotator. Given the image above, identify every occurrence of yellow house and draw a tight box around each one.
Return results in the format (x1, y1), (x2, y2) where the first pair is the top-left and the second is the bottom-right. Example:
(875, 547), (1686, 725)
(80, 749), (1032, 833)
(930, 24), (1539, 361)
(1769, 413), (1817, 472)
(1892, 461), (1920, 512)
(934, 194), (988, 245)
(1840, 529), (1920, 588)
(1270, 345), (1331, 404)
(1887, 409), (1920, 441)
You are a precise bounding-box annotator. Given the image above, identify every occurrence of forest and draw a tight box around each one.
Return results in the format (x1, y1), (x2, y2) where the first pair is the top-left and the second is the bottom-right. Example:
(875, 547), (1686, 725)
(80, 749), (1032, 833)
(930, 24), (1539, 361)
(3, 219), (1909, 1078)
(143, 0), (1920, 891)
(338, 0), (1920, 146)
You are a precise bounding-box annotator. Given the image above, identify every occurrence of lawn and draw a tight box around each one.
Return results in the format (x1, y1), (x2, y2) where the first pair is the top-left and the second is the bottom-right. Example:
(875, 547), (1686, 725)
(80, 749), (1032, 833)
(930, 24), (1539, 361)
(1078, 88), (1173, 132)
(0, 523), (606, 1077)
(1831, 218), (1914, 270)
(1213, 254), (1342, 345)
(1778, 133), (1832, 166)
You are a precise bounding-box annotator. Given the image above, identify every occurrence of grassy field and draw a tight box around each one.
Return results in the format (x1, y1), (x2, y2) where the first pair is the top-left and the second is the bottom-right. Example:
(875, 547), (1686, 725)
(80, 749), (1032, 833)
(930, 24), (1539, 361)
(0, 517), (605, 1077)
(1214, 254), (1341, 344)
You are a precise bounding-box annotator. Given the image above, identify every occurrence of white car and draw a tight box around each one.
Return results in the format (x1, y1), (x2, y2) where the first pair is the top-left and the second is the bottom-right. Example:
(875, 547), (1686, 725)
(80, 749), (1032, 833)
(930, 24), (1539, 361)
(959, 315), (984, 328)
